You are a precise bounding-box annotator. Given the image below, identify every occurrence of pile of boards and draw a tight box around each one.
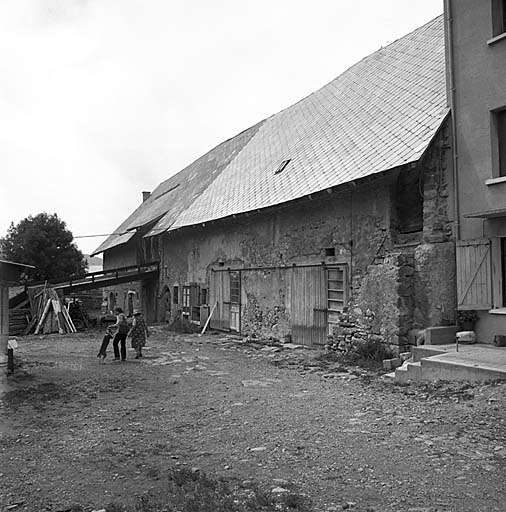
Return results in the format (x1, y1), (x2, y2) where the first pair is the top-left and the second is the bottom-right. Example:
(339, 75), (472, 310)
(9, 285), (77, 335)
(9, 308), (33, 336)
(27, 286), (77, 335)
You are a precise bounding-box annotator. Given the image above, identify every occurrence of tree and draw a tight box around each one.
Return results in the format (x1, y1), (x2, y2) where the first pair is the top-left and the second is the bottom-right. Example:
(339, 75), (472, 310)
(1, 213), (88, 282)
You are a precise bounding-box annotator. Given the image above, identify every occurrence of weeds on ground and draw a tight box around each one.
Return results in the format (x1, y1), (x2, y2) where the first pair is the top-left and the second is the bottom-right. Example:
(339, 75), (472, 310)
(104, 468), (313, 512)
(317, 339), (393, 372)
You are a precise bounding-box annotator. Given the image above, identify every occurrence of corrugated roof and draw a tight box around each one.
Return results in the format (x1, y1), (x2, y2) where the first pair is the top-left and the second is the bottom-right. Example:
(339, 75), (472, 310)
(94, 15), (446, 254)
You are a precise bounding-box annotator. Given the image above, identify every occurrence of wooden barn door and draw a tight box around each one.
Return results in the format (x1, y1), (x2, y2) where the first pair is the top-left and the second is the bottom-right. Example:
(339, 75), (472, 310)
(209, 271), (231, 330)
(290, 266), (327, 346)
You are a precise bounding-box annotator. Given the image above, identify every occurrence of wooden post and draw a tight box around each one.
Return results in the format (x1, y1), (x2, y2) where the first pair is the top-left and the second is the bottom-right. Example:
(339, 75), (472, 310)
(35, 299), (52, 335)
(198, 302), (217, 337)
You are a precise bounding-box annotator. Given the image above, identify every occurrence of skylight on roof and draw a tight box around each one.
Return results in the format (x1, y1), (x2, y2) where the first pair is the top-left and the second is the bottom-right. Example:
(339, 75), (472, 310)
(274, 159), (291, 175)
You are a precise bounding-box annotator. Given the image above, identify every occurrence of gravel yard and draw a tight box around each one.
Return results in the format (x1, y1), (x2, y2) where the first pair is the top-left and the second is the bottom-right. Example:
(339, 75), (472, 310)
(2, 327), (506, 512)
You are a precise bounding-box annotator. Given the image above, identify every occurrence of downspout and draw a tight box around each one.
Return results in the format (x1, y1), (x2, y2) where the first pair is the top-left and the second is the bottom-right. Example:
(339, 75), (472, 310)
(445, 0), (461, 240)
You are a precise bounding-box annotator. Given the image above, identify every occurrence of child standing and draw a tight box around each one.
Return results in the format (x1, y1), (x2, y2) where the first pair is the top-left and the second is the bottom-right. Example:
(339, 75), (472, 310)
(97, 326), (114, 362)
(111, 307), (129, 361)
(129, 309), (149, 359)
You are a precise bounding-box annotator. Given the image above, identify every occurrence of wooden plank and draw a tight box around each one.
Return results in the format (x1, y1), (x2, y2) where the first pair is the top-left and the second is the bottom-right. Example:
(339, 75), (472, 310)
(34, 299), (52, 335)
(199, 302), (217, 336)
(52, 299), (65, 334)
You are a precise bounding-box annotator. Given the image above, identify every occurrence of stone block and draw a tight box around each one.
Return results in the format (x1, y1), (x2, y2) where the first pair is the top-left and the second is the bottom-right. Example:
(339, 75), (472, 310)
(383, 357), (402, 370)
(425, 326), (459, 345)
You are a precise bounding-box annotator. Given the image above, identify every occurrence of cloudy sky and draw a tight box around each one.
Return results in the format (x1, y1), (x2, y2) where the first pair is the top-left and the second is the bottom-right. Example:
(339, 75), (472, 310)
(1, 0), (443, 256)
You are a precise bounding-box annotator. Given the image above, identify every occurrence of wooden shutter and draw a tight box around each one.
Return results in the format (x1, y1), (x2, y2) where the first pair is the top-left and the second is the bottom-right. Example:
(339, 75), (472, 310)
(456, 239), (492, 310)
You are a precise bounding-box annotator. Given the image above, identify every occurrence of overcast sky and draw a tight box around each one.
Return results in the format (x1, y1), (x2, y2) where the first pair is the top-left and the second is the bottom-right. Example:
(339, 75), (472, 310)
(1, 0), (443, 256)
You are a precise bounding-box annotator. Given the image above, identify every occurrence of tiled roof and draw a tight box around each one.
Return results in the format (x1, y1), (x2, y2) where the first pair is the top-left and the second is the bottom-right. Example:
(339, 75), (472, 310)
(94, 15), (446, 254)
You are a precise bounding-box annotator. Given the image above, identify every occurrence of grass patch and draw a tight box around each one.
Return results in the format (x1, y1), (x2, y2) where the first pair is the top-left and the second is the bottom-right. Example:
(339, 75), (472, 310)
(104, 468), (313, 512)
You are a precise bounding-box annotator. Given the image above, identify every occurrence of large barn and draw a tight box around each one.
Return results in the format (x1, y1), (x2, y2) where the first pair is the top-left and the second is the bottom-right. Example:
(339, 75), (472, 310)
(93, 15), (455, 353)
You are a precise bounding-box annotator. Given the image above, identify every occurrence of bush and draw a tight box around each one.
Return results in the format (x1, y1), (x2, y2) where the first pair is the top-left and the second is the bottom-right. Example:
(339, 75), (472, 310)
(353, 338), (394, 363)
(325, 338), (394, 371)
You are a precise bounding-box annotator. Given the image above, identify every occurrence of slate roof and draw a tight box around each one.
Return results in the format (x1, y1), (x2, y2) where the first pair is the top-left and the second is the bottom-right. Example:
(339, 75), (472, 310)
(93, 15), (446, 255)
(92, 122), (264, 254)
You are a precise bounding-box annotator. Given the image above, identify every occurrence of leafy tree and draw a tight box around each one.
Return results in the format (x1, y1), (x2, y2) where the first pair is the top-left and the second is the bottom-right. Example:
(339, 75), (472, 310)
(0, 213), (87, 282)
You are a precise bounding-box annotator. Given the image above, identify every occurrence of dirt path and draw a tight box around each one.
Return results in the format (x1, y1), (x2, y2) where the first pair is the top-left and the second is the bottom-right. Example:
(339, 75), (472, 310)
(2, 327), (506, 512)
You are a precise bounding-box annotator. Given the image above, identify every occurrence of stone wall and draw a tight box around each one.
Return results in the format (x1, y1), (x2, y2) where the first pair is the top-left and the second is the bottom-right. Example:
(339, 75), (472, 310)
(326, 119), (455, 353)
(327, 253), (415, 354)
(155, 176), (393, 339)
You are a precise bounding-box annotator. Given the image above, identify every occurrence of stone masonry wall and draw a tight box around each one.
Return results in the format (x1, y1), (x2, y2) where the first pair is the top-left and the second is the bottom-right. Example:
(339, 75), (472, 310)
(326, 118), (455, 353)
(327, 253), (415, 354)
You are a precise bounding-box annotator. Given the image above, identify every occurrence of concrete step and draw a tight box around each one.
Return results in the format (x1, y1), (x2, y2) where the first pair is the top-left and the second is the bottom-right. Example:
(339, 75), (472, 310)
(395, 361), (422, 384)
(420, 353), (506, 382)
(394, 343), (506, 383)
(411, 345), (447, 363)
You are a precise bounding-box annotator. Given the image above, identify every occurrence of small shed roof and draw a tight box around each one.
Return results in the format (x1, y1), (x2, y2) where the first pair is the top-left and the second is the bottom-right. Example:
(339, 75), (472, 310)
(0, 260), (35, 285)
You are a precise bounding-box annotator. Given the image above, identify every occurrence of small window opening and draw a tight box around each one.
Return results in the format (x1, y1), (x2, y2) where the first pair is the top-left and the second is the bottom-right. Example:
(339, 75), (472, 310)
(396, 169), (423, 234)
(274, 159), (291, 175)
(325, 247), (336, 257)
(201, 288), (208, 305)
(173, 285), (179, 304)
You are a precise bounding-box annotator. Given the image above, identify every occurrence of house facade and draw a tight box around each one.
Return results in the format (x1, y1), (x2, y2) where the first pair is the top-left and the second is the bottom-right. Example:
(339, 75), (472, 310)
(94, 16), (456, 353)
(445, 0), (506, 342)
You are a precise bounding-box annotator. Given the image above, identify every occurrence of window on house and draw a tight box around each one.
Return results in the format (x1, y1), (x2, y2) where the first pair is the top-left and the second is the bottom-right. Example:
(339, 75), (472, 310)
(327, 266), (347, 313)
(173, 285), (179, 304)
(230, 272), (240, 304)
(201, 288), (208, 305)
(182, 286), (191, 307)
(494, 109), (506, 176)
(492, 0), (506, 36)
(502, 239), (506, 306)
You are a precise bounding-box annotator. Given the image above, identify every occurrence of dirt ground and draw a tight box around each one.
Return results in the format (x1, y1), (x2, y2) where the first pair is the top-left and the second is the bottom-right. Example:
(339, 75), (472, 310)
(2, 326), (506, 512)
